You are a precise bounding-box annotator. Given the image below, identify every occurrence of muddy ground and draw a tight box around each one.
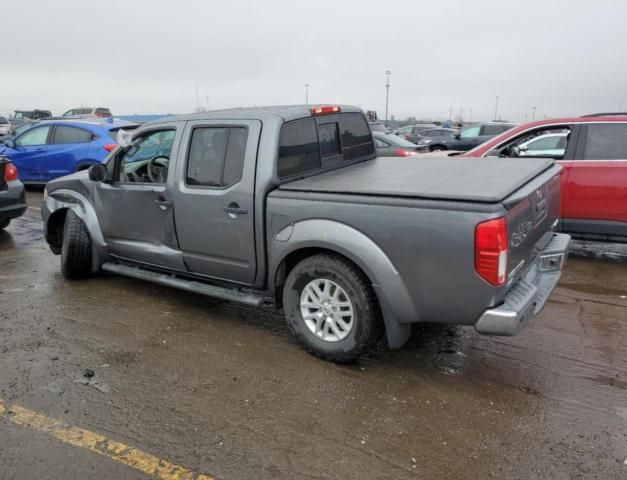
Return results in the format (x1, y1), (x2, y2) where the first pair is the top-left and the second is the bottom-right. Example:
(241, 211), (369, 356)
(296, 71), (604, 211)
(0, 190), (626, 480)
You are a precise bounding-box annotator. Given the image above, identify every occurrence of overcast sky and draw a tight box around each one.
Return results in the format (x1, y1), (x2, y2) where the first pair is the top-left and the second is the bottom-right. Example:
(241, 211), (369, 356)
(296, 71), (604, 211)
(2, 0), (626, 122)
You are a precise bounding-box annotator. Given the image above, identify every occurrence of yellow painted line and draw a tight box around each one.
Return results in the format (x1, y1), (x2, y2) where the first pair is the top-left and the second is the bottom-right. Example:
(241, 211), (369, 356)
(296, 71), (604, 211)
(0, 399), (213, 480)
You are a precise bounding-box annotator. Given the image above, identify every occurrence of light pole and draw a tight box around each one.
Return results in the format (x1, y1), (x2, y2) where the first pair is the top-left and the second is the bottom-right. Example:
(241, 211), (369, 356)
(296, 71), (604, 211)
(304, 83), (309, 104)
(532, 106), (536, 121)
(384, 70), (391, 128)
(494, 95), (499, 121)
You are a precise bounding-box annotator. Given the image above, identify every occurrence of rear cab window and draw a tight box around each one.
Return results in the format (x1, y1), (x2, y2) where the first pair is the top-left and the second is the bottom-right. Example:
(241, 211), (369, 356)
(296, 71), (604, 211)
(277, 112), (375, 180)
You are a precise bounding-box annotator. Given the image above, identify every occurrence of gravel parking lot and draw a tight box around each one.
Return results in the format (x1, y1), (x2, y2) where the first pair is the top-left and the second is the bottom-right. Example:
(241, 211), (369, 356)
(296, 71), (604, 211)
(0, 190), (626, 480)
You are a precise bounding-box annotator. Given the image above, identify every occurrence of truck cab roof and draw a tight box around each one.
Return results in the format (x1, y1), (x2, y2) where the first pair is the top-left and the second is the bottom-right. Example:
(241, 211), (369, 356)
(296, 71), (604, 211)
(145, 105), (365, 125)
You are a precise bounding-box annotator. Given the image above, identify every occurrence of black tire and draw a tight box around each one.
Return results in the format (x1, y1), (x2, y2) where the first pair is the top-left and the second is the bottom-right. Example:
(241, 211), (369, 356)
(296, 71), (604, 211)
(0, 218), (10, 230)
(61, 210), (92, 279)
(430, 145), (446, 151)
(283, 254), (381, 363)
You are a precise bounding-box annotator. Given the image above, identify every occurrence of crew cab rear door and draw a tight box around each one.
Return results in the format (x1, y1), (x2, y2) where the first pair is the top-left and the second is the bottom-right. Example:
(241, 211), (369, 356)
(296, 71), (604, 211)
(172, 119), (261, 285)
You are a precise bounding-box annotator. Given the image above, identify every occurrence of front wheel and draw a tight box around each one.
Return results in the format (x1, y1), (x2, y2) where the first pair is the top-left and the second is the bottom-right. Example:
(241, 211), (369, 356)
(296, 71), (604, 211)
(430, 145), (446, 152)
(61, 210), (92, 279)
(282, 254), (381, 363)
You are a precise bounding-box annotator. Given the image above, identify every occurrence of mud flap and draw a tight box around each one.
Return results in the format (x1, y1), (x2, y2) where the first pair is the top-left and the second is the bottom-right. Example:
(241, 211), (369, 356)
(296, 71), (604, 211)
(373, 285), (412, 349)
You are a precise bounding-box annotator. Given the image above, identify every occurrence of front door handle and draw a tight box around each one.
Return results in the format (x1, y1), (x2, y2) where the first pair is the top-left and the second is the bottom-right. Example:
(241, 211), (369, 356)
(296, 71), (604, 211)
(154, 198), (173, 208)
(224, 203), (248, 217)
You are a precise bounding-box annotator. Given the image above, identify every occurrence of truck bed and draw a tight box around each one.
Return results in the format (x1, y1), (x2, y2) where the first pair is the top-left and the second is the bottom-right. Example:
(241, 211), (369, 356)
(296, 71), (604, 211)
(280, 157), (555, 203)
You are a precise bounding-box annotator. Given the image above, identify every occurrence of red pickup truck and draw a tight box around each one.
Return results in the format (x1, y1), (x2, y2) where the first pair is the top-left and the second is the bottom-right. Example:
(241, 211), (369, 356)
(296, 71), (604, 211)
(464, 113), (627, 242)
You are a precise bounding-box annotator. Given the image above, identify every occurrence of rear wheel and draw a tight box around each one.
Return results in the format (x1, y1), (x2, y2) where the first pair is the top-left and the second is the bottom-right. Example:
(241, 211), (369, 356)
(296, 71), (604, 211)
(61, 210), (92, 279)
(430, 145), (446, 151)
(283, 254), (380, 363)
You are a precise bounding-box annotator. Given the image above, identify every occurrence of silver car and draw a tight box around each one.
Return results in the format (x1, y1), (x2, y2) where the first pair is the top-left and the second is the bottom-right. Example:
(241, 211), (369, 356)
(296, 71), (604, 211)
(0, 116), (11, 136)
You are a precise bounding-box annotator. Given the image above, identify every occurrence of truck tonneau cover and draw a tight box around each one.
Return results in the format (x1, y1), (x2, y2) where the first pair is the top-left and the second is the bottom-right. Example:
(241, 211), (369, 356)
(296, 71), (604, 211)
(280, 157), (555, 203)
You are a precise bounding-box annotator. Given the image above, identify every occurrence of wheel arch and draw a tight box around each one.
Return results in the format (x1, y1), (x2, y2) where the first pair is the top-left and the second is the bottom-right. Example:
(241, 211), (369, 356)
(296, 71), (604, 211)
(44, 189), (108, 271)
(270, 219), (416, 348)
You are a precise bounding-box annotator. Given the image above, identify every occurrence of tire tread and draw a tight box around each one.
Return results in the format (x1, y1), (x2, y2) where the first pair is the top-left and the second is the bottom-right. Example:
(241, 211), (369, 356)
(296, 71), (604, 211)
(61, 210), (92, 279)
(283, 254), (381, 363)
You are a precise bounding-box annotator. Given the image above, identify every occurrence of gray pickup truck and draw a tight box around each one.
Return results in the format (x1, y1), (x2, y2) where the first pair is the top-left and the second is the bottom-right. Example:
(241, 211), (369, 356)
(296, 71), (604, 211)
(42, 105), (570, 362)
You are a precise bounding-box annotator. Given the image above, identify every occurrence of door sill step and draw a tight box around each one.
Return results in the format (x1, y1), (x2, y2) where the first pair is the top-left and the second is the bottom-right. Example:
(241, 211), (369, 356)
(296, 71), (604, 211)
(101, 262), (265, 307)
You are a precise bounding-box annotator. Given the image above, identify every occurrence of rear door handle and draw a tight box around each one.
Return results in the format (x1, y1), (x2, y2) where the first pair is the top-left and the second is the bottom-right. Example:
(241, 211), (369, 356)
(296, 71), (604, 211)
(224, 204), (248, 216)
(154, 198), (173, 208)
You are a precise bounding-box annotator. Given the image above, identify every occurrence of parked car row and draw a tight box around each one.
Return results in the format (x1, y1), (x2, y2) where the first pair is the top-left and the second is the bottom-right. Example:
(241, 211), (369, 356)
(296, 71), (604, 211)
(0, 118), (138, 183)
(3, 107), (113, 131)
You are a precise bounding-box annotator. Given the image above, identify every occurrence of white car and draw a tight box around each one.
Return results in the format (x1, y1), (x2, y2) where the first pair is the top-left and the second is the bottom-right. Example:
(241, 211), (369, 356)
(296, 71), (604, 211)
(0, 116), (11, 135)
(517, 132), (568, 157)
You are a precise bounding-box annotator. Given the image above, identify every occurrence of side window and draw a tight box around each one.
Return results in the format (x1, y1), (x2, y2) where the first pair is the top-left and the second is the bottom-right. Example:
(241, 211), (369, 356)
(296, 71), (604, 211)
(375, 138), (389, 148)
(186, 126), (248, 187)
(278, 118), (321, 178)
(582, 124), (627, 160)
(340, 113), (375, 160)
(318, 122), (341, 157)
(459, 126), (481, 138)
(500, 127), (571, 158)
(51, 126), (93, 144)
(117, 129), (176, 183)
(480, 125), (505, 136)
(15, 125), (51, 146)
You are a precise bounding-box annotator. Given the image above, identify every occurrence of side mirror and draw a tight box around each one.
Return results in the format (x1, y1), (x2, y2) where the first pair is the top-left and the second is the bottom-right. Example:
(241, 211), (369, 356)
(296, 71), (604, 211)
(454, 133), (461, 140)
(88, 163), (109, 182)
(5, 139), (15, 148)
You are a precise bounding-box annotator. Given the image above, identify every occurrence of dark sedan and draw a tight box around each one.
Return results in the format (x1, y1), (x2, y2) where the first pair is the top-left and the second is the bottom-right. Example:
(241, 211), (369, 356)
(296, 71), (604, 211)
(0, 156), (27, 230)
(407, 128), (458, 149)
(416, 123), (518, 152)
(373, 132), (422, 157)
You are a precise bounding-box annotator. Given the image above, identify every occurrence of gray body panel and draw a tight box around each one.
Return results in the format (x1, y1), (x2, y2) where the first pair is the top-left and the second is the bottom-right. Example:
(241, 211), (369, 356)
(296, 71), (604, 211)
(41, 105), (565, 350)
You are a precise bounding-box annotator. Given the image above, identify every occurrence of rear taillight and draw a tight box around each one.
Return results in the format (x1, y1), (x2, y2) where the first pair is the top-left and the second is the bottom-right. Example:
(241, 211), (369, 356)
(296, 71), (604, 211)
(396, 149), (417, 157)
(103, 143), (118, 152)
(4, 162), (18, 182)
(475, 217), (508, 286)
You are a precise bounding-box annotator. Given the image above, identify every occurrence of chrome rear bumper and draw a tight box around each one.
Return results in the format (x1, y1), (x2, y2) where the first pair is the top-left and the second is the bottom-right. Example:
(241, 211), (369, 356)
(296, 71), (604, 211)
(475, 233), (571, 336)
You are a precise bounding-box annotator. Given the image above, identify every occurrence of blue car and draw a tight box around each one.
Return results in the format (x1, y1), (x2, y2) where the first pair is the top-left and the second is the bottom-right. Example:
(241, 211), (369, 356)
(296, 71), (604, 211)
(0, 119), (138, 183)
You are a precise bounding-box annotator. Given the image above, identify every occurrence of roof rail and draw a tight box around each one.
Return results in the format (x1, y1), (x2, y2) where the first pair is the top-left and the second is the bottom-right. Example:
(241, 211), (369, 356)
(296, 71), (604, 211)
(581, 112), (627, 117)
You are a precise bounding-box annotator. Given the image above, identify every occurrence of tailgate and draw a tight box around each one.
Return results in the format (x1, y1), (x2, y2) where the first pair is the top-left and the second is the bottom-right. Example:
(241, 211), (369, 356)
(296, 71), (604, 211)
(502, 164), (562, 285)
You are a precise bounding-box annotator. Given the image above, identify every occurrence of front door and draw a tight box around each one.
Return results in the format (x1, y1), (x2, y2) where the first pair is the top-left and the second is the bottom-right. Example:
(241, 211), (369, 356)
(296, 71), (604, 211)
(5, 125), (52, 182)
(172, 119), (261, 285)
(94, 125), (186, 270)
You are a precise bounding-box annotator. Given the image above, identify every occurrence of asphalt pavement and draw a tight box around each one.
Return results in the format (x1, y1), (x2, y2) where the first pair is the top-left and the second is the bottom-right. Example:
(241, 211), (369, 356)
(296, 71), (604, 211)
(0, 190), (625, 480)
